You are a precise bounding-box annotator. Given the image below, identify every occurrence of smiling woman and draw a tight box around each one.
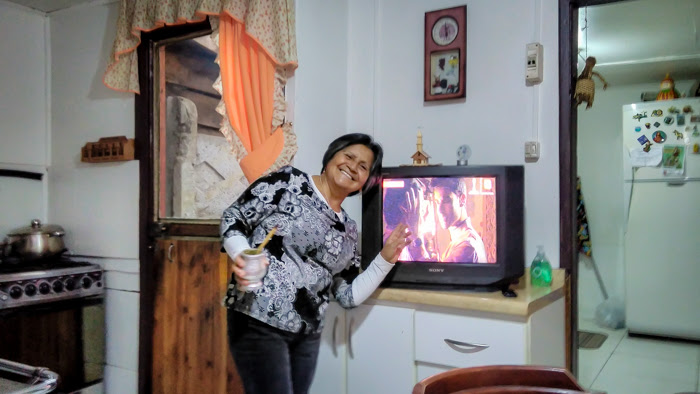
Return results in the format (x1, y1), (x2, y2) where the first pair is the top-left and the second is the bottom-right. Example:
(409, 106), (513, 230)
(220, 133), (411, 394)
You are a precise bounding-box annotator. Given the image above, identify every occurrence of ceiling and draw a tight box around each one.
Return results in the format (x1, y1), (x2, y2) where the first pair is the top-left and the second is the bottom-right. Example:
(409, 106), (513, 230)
(579, 0), (700, 86)
(5, 0), (700, 86)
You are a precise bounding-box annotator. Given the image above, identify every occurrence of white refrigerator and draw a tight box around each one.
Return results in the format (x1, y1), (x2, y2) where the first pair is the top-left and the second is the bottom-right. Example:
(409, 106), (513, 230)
(622, 97), (700, 341)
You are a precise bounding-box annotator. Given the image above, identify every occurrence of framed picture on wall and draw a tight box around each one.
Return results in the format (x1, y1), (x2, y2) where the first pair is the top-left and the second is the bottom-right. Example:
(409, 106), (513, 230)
(424, 6), (466, 101)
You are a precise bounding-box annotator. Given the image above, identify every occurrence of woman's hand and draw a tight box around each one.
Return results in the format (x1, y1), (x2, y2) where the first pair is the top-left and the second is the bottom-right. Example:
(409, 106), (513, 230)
(232, 253), (270, 288)
(380, 223), (412, 264)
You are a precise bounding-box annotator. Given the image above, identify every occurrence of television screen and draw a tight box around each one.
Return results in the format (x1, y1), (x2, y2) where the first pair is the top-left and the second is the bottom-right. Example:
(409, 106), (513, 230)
(382, 176), (497, 264)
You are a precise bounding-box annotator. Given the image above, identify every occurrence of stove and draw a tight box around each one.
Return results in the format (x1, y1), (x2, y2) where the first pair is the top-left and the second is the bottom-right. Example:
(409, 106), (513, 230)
(0, 257), (103, 310)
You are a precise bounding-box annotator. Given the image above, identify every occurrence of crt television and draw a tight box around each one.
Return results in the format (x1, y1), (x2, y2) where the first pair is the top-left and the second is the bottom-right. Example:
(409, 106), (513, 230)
(361, 165), (524, 292)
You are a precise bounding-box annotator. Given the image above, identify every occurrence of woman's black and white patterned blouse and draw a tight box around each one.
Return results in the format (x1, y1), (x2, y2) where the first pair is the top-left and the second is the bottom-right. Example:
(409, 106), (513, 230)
(220, 166), (374, 334)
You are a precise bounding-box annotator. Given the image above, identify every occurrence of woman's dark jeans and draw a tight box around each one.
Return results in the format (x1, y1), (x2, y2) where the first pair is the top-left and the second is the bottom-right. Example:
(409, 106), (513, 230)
(227, 310), (321, 394)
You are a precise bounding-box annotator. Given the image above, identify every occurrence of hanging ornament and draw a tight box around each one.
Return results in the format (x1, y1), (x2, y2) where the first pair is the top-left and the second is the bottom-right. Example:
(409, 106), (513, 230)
(574, 10), (608, 109)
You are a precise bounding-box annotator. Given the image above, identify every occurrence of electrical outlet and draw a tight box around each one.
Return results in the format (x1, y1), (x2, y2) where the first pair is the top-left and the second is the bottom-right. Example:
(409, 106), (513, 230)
(525, 141), (540, 160)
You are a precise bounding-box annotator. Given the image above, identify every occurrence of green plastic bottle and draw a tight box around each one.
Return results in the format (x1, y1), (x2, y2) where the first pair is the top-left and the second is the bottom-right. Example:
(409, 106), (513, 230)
(530, 245), (552, 287)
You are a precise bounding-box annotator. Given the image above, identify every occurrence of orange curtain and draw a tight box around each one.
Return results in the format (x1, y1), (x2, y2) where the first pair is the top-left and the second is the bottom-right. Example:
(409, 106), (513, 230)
(219, 13), (285, 182)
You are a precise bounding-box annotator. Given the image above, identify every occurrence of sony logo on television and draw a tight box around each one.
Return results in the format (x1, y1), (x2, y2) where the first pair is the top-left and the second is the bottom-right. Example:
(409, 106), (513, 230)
(428, 268), (444, 273)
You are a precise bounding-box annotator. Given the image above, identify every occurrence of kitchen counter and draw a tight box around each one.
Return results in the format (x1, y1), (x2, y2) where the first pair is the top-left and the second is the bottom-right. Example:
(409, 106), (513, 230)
(369, 269), (565, 317)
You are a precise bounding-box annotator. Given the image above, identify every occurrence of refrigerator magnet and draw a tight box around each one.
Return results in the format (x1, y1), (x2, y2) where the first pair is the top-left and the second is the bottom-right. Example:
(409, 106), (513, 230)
(635, 126), (642, 132)
(682, 105), (693, 114)
(668, 106), (680, 114)
(693, 143), (699, 154)
(673, 130), (683, 140)
(677, 114), (685, 126)
(651, 109), (663, 117)
(690, 115), (699, 123)
(645, 123), (651, 129)
(654, 121), (661, 128)
(661, 145), (685, 176)
(652, 131), (666, 143)
(643, 142), (653, 152)
(664, 116), (674, 125)
(633, 112), (648, 121)
(637, 135), (650, 145)
(692, 126), (699, 137)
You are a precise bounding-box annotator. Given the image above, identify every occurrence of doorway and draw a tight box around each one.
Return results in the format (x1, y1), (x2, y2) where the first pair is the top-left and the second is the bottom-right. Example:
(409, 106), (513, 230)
(134, 20), (245, 394)
(561, 0), (700, 392)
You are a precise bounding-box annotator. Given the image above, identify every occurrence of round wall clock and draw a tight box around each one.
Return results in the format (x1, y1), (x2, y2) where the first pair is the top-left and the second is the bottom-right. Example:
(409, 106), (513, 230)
(432, 16), (459, 46)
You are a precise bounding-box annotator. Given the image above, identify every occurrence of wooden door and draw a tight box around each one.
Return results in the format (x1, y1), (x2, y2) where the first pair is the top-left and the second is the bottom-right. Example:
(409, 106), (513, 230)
(151, 238), (242, 393)
(136, 21), (249, 393)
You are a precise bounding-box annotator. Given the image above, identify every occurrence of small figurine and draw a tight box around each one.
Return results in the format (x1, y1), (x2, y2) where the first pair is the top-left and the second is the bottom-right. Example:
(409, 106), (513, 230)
(456, 144), (471, 166)
(673, 130), (683, 140)
(574, 56), (608, 109)
(411, 130), (431, 166)
(656, 74), (680, 101)
(643, 141), (653, 152)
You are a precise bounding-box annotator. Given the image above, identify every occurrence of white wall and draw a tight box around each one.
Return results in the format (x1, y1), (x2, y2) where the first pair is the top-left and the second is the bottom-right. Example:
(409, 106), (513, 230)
(346, 0), (561, 265)
(576, 79), (696, 319)
(49, 1), (138, 259)
(49, 2), (140, 392)
(0, 2), (48, 236)
(292, 0), (354, 213)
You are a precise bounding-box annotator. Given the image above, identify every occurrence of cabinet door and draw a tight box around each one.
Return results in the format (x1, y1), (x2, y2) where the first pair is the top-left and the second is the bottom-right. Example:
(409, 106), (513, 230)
(346, 304), (414, 394)
(309, 302), (346, 394)
(151, 239), (242, 393)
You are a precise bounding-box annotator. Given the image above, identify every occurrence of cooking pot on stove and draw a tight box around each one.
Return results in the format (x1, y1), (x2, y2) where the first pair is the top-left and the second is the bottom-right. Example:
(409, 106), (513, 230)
(3, 219), (67, 261)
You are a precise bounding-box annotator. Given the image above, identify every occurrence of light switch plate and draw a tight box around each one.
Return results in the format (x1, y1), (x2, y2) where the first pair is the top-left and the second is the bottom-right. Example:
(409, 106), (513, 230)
(525, 141), (540, 160)
(526, 43), (543, 85)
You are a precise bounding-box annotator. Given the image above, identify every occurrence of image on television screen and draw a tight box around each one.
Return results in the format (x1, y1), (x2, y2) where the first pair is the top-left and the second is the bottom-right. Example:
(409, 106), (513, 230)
(382, 176), (497, 264)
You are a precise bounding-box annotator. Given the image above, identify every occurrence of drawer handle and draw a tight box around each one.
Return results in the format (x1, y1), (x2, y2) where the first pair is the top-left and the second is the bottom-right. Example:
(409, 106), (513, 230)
(331, 316), (339, 357)
(444, 338), (490, 353)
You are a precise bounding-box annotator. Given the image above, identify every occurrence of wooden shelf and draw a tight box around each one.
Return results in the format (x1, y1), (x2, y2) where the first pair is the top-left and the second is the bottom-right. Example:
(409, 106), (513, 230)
(81, 136), (134, 163)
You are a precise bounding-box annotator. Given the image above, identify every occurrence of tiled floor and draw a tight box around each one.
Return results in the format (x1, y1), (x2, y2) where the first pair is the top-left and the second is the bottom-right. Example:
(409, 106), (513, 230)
(578, 318), (700, 394)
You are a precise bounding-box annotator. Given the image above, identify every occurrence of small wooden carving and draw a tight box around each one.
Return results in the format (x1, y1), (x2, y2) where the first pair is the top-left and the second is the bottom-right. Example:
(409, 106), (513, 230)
(81, 136), (135, 163)
(401, 130), (441, 167)
(411, 131), (431, 166)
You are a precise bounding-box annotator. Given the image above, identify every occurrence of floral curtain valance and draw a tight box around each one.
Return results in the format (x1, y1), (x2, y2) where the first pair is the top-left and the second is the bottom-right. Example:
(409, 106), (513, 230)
(103, 0), (297, 93)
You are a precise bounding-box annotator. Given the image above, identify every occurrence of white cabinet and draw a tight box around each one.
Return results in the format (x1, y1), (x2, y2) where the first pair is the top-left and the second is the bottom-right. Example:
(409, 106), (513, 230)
(310, 297), (565, 393)
(310, 303), (414, 394)
(310, 303), (346, 394)
(346, 304), (414, 394)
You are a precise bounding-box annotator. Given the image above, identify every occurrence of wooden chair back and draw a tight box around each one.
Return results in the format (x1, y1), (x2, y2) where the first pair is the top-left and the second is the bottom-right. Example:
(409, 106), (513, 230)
(412, 365), (587, 394)
(452, 387), (591, 394)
